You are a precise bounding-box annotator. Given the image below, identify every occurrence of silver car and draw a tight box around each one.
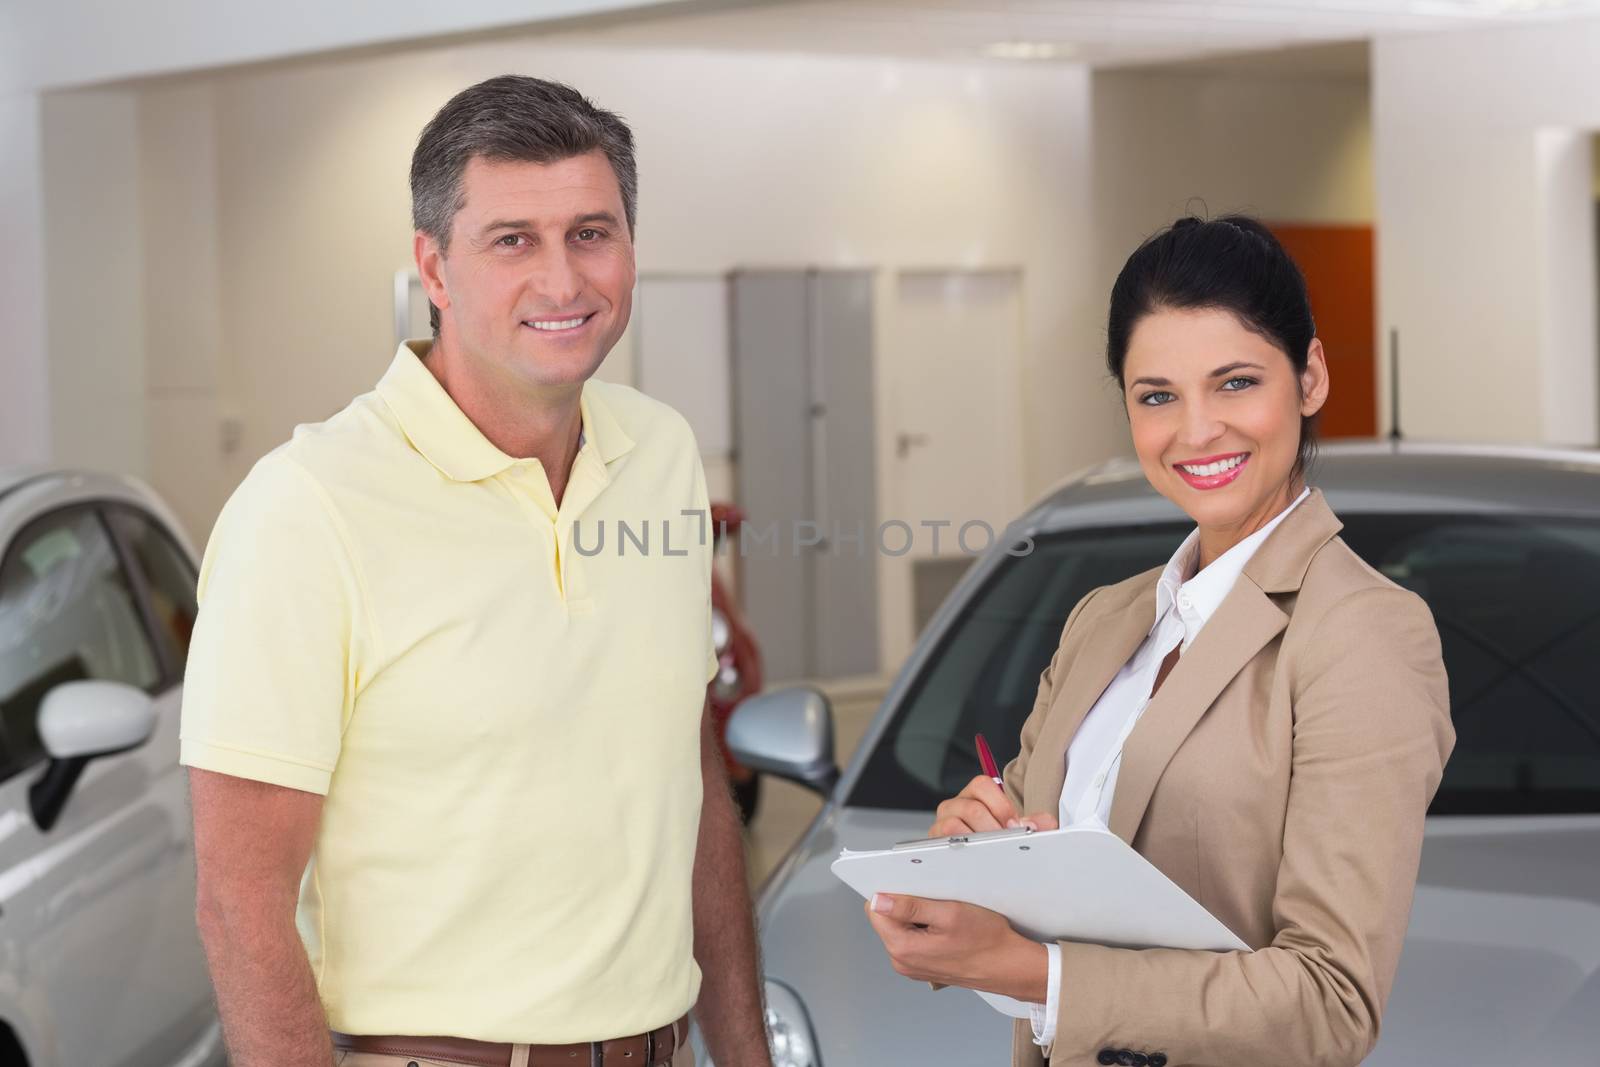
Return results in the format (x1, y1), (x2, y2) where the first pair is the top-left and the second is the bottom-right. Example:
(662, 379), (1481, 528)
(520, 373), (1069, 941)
(0, 468), (222, 1067)
(732, 441), (1600, 1067)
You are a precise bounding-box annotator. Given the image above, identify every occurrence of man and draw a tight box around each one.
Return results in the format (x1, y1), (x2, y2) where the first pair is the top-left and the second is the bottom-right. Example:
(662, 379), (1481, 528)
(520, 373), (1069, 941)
(181, 75), (772, 1067)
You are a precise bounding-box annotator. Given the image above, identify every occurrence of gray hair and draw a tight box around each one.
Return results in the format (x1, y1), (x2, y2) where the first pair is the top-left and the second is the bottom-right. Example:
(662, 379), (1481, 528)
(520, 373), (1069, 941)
(410, 75), (638, 334)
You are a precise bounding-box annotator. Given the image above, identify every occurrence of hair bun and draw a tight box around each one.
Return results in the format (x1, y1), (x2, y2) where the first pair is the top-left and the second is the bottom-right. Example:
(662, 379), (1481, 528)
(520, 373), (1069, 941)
(1172, 216), (1205, 230)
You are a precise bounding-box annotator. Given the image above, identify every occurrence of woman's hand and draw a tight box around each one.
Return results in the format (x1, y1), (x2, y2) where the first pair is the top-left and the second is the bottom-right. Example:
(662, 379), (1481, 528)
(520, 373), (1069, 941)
(930, 775), (1060, 837)
(864, 893), (1049, 1002)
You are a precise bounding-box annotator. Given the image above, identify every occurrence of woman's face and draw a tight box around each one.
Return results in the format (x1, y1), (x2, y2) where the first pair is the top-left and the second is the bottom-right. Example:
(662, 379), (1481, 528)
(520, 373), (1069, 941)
(1122, 306), (1328, 540)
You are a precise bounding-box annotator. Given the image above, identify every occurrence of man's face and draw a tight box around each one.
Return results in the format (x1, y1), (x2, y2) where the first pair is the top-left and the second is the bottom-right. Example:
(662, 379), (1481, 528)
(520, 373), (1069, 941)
(418, 152), (635, 393)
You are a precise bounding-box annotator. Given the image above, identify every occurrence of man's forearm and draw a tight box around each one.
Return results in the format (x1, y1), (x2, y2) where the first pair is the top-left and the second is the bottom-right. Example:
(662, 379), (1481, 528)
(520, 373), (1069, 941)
(691, 763), (772, 1067)
(197, 905), (335, 1067)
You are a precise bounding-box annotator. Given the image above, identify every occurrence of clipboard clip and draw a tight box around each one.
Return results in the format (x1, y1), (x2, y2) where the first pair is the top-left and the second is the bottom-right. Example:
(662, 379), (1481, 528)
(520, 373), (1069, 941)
(890, 826), (1036, 851)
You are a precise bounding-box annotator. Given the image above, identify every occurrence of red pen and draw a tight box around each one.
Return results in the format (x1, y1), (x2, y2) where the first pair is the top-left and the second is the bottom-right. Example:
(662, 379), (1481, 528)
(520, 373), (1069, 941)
(975, 732), (1003, 787)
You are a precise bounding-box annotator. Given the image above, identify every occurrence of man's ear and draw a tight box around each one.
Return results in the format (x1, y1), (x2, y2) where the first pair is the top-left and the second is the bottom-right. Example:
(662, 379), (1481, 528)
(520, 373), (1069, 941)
(414, 231), (450, 316)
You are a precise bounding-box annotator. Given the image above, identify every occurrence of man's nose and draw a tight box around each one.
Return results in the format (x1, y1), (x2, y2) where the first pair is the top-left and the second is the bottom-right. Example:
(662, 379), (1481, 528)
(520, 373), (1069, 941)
(530, 246), (584, 308)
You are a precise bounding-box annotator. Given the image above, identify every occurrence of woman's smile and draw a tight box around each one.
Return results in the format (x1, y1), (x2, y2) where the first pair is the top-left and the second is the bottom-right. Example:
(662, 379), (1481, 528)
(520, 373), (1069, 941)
(1173, 451), (1250, 490)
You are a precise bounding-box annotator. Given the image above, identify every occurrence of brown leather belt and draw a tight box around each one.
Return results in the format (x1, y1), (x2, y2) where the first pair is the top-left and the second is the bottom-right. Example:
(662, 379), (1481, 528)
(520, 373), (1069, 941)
(331, 1013), (688, 1067)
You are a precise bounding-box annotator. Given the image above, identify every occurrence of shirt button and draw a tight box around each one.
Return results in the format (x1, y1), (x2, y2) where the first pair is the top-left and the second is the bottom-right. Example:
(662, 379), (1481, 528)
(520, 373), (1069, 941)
(1178, 593), (1192, 610)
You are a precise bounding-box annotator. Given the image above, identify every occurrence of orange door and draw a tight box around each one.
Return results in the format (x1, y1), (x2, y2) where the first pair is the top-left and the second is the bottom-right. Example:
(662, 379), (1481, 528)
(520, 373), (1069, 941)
(1268, 224), (1377, 438)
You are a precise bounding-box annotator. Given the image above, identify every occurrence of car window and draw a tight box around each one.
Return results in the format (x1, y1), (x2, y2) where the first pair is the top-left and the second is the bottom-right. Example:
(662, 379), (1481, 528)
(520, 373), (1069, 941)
(849, 523), (1185, 811)
(106, 507), (198, 670)
(848, 511), (1600, 817)
(0, 508), (161, 780)
(1354, 514), (1600, 814)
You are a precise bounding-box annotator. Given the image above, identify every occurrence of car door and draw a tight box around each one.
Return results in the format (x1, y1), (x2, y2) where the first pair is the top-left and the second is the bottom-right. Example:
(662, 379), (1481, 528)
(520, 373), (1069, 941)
(100, 504), (218, 1066)
(0, 505), (179, 1067)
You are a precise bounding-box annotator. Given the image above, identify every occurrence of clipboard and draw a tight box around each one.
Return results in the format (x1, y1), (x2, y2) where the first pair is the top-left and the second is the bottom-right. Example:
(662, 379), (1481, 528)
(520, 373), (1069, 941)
(832, 825), (1249, 1018)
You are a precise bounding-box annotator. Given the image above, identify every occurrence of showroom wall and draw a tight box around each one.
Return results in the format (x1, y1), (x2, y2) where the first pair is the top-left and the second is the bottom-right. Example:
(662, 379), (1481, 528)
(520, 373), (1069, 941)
(1090, 61), (1372, 291)
(41, 89), (148, 477)
(1374, 20), (1600, 447)
(0, 92), (49, 467)
(141, 83), (229, 548)
(0, 3), (48, 468)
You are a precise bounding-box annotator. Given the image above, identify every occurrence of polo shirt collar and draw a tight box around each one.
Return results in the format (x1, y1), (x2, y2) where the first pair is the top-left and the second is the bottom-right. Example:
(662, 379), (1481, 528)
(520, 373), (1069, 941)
(577, 372), (635, 466)
(377, 341), (634, 483)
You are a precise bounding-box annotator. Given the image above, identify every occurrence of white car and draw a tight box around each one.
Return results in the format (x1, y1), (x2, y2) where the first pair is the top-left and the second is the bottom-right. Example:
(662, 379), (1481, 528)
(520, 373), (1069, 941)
(0, 468), (222, 1067)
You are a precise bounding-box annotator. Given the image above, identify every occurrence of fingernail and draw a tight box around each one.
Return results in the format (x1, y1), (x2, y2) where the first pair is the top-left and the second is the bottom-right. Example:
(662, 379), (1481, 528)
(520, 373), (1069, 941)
(1019, 819), (1037, 830)
(1005, 818), (1019, 829)
(871, 893), (892, 913)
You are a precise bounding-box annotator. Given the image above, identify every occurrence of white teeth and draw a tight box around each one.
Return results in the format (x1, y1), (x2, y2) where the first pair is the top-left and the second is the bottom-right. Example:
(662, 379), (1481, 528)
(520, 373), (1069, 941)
(528, 316), (587, 331)
(1179, 454), (1246, 477)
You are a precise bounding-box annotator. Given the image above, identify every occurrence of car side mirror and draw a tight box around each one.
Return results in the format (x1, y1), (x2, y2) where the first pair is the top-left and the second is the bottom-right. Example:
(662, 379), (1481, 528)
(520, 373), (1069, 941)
(726, 686), (839, 797)
(31, 681), (158, 831)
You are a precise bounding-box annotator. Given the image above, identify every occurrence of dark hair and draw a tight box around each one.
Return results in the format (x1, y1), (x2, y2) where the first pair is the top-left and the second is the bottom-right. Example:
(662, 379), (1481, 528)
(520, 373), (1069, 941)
(410, 75), (638, 335)
(1106, 214), (1319, 482)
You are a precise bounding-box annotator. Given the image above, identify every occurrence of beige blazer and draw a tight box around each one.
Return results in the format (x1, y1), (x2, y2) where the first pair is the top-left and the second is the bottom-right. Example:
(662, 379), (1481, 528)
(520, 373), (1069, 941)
(1003, 488), (1453, 1067)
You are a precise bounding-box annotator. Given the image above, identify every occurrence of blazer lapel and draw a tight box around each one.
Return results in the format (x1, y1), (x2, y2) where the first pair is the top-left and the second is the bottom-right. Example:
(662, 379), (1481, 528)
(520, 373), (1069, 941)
(1024, 577), (1159, 815)
(1106, 580), (1287, 842)
(1105, 488), (1345, 844)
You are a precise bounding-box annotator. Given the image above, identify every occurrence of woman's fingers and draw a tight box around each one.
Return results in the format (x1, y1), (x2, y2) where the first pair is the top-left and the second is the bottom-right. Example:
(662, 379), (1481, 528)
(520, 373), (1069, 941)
(961, 774), (1019, 821)
(871, 892), (936, 922)
(930, 775), (1020, 836)
(864, 895), (1022, 989)
(1018, 811), (1059, 831)
(930, 795), (1006, 836)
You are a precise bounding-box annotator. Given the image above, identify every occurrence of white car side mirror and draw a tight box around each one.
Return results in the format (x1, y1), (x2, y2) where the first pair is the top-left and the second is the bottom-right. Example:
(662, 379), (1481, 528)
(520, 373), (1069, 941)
(31, 681), (158, 832)
(726, 686), (839, 796)
(37, 680), (157, 760)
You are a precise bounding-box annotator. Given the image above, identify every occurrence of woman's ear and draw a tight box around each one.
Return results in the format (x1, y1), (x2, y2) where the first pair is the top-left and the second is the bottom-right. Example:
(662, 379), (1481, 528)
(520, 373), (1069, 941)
(1300, 338), (1330, 418)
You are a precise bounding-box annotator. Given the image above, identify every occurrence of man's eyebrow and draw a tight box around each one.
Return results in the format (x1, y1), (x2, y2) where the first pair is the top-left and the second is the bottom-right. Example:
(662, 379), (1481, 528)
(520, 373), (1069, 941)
(1131, 361), (1266, 387)
(479, 218), (531, 236)
(477, 212), (621, 236)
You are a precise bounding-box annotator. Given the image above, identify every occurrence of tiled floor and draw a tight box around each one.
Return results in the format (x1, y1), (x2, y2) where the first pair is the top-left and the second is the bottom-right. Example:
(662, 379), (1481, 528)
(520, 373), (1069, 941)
(742, 676), (889, 886)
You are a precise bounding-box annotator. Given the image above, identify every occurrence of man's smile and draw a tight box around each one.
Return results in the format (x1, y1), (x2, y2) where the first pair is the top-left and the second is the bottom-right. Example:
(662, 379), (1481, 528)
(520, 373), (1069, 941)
(522, 312), (597, 333)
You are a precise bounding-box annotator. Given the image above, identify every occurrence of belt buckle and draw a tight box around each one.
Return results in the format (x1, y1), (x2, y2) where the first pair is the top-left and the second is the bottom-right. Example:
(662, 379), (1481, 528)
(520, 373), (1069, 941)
(644, 1029), (655, 1065)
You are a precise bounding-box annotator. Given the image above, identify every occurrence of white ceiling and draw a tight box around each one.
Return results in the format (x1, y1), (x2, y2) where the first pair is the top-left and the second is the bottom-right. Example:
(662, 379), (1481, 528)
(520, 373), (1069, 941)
(557, 0), (1600, 70)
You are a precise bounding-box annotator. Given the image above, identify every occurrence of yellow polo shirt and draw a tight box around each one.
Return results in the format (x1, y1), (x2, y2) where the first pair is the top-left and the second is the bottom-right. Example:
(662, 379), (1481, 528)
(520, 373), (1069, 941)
(180, 341), (718, 1042)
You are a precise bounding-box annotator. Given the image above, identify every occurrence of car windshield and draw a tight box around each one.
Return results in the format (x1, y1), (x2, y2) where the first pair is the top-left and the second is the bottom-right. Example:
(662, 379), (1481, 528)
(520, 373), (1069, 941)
(848, 511), (1600, 816)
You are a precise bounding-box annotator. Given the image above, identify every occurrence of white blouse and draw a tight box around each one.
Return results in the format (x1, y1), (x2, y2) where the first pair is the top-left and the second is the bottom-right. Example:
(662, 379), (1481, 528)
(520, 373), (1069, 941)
(1024, 487), (1310, 1046)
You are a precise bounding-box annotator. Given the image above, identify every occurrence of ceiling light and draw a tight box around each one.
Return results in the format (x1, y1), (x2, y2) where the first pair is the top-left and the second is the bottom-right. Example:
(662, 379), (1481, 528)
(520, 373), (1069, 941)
(984, 41), (1073, 61)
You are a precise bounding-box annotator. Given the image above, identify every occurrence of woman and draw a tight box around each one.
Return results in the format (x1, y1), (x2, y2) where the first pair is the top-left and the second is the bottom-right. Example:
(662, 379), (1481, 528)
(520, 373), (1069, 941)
(863, 216), (1454, 1067)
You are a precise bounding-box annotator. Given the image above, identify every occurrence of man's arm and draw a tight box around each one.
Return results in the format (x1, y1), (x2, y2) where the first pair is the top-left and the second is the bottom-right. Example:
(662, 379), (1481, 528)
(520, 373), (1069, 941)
(190, 767), (334, 1067)
(690, 698), (773, 1067)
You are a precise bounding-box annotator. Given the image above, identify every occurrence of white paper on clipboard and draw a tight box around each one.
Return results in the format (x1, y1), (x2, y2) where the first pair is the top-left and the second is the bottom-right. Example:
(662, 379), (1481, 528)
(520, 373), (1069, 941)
(832, 825), (1249, 1018)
